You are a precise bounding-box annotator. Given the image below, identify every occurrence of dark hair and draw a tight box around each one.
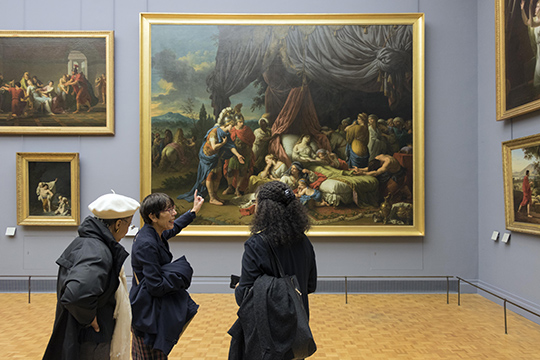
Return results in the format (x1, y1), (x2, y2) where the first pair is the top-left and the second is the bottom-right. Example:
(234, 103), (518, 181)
(15, 82), (21, 87)
(251, 181), (310, 246)
(368, 159), (382, 172)
(284, 161), (304, 177)
(140, 193), (175, 224)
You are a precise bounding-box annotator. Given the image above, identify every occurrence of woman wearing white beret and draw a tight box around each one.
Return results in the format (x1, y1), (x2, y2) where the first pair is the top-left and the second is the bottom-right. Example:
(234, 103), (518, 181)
(43, 192), (140, 360)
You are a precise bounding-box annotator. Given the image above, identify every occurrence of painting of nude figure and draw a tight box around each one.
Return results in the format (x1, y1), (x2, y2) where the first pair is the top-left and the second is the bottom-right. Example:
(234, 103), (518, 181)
(17, 152), (80, 226)
(495, 0), (540, 119)
(0, 31), (113, 135)
(140, 13), (425, 236)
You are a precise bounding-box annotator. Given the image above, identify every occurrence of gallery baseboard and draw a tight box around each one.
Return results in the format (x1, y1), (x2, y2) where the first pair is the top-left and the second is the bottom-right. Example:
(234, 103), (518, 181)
(0, 276), (474, 294)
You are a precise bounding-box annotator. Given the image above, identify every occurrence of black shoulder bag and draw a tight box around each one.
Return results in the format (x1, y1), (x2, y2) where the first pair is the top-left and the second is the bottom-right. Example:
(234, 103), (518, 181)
(261, 233), (317, 360)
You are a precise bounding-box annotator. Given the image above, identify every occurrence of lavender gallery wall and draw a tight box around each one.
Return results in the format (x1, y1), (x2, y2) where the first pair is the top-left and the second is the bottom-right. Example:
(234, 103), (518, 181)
(0, 0), (493, 308)
(477, 0), (540, 321)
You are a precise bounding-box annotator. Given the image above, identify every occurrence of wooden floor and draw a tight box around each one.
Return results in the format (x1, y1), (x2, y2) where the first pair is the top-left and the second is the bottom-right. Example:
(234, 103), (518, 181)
(1, 293), (540, 359)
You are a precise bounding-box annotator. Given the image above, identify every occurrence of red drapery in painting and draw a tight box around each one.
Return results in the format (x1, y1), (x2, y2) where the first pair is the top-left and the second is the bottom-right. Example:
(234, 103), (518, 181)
(268, 85), (331, 167)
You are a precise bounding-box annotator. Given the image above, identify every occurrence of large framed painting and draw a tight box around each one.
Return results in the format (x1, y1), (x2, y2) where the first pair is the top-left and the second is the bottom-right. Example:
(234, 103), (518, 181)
(140, 13), (425, 237)
(496, 0), (540, 120)
(16, 152), (80, 226)
(0, 31), (114, 135)
(502, 134), (540, 235)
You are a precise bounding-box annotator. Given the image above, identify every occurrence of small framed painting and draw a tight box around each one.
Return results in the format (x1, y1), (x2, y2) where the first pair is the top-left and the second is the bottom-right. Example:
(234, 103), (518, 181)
(16, 152), (80, 226)
(502, 133), (540, 235)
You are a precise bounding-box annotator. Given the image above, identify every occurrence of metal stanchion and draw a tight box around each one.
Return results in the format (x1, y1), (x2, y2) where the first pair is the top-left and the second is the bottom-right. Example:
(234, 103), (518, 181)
(458, 278), (461, 306)
(446, 276), (450, 304)
(504, 300), (508, 335)
(345, 276), (348, 304)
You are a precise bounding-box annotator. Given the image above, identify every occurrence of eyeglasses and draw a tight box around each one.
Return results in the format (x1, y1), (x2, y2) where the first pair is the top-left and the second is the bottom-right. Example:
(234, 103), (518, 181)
(163, 206), (177, 214)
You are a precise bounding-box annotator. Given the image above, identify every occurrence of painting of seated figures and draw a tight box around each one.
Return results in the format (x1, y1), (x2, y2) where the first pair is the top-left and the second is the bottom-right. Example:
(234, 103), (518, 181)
(141, 13), (425, 236)
(0, 31), (114, 135)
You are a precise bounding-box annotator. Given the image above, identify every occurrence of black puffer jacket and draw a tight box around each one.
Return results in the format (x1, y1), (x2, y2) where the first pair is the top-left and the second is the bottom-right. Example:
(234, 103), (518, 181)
(43, 216), (129, 360)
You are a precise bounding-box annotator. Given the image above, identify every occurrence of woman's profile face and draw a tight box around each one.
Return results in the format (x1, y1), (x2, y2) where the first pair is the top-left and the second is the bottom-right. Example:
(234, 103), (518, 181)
(291, 165), (300, 175)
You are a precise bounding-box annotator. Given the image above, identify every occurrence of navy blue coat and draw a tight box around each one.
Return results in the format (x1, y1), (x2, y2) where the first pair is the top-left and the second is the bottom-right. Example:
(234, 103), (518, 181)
(130, 210), (198, 355)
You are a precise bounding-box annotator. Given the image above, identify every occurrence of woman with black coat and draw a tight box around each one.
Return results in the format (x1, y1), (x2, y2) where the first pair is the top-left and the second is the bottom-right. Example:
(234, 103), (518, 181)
(229, 181), (317, 359)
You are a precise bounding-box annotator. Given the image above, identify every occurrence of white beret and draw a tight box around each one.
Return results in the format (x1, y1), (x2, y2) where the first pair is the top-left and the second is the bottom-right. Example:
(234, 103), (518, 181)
(88, 193), (140, 219)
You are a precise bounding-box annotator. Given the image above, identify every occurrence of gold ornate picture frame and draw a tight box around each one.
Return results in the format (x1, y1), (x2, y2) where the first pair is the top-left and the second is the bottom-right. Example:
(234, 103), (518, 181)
(0, 31), (114, 135)
(140, 13), (425, 237)
(496, 0), (540, 120)
(502, 134), (540, 235)
(16, 152), (80, 226)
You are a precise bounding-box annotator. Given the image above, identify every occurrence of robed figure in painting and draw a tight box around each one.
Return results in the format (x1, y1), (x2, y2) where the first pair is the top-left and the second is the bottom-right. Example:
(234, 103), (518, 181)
(518, 169), (533, 217)
(63, 65), (99, 113)
(177, 107), (245, 205)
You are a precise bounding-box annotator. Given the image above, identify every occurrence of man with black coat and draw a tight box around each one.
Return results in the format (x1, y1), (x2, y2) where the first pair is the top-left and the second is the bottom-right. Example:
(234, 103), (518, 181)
(43, 192), (140, 360)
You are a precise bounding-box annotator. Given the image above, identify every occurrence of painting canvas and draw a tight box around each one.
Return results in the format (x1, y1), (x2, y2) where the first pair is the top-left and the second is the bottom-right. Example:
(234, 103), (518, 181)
(496, 0), (540, 120)
(140, 13), (425, 236)
(17, 152), (80, 226)
(0, 31), (114, 135)
(503, 134), (540, 235)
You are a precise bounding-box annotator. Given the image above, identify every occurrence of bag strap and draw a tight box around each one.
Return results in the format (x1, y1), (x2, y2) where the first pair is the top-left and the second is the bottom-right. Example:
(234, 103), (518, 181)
(133, 233), (140, 286)
(260, 232), (286, 278)
(133, 271), (140, 285)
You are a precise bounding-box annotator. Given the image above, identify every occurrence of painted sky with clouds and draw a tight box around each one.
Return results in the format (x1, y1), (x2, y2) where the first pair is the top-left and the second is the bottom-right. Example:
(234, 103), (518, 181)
(512, 148), (532, 173)
(151, 25), (258, 120)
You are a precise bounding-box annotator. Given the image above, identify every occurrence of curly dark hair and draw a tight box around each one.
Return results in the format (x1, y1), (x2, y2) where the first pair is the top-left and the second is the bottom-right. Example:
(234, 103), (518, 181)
(250, 181), (311, 245)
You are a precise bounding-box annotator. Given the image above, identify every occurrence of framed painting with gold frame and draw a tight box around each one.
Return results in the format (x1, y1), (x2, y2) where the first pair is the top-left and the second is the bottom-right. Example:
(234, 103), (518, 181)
(0, 31), (114, 135)
(16, 152), (80, 226)
(496, 0), (540, 120)
(502, 134), (540, 235)
(140, 13), (425, 237)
